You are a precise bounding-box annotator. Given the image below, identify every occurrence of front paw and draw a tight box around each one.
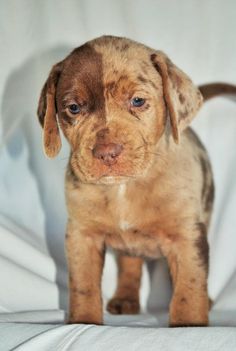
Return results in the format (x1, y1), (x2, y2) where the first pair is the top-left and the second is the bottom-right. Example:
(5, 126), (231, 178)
(107, 297), (140, 315)
(169, 297), (209, 327)
(169, 320), (208, 327)
(66, 313), (103, 325)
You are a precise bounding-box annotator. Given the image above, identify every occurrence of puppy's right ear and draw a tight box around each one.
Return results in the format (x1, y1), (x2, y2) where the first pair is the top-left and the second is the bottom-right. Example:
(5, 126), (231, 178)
(37, 62), (63, 158)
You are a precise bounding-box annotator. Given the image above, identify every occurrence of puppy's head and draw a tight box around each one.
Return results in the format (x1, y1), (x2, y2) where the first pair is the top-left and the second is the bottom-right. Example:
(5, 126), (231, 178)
(37, 36), (202, 184)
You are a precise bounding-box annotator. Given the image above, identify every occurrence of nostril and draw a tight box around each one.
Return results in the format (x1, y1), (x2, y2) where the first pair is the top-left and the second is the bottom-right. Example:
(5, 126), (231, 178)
(92, 143), (123, 165)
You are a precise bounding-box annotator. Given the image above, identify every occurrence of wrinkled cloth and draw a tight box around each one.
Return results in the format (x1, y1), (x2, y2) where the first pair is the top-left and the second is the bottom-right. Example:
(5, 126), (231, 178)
(0, 0), (236, 349)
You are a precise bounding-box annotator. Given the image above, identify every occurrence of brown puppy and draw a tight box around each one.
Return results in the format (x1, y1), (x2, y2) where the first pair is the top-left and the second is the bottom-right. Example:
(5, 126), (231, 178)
(37, 36), (236, 326)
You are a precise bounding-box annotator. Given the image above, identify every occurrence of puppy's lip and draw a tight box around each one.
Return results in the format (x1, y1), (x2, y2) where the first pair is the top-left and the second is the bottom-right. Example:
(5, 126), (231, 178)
(97, 175), (131, 185)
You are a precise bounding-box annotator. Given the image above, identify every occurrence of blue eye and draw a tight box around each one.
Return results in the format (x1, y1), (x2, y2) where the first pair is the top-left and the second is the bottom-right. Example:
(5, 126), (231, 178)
(131, 97), (145, 107)
(68, 104), (80, 114)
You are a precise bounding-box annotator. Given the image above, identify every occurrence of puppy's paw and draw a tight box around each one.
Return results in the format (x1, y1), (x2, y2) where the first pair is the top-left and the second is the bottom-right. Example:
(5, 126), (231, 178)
(66, 314), (103, 325)
(107, 297), (140, 315)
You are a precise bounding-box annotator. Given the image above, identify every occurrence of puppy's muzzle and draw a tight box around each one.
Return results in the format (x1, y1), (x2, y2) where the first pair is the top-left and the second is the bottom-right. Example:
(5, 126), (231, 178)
(92, 143), (123, 166)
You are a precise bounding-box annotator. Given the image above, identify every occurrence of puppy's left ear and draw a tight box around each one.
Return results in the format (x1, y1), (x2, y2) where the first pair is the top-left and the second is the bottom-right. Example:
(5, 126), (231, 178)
(37, 61), (63, 158)
(151, 52), (203, 143)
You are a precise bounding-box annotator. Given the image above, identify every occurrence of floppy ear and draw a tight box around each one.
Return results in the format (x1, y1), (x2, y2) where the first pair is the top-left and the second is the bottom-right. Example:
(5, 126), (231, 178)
(37, 62), (63, 158)
(151, 52), (203, 143)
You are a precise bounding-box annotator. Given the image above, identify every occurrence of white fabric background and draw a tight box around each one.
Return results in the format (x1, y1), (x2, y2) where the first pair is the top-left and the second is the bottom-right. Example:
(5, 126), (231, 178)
(0, 0), (236, 349)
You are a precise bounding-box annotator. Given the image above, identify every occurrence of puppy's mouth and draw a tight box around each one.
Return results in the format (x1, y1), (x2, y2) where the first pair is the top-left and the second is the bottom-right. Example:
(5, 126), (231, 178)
(72, 152), (143, 185)
(97, 175), (132, 185)
(71, 140), (154, 184)
(84, 161), (136, 184)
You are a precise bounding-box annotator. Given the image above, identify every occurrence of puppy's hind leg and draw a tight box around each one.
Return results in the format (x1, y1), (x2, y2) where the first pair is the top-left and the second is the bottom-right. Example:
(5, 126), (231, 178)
(107, 255), (143, 315)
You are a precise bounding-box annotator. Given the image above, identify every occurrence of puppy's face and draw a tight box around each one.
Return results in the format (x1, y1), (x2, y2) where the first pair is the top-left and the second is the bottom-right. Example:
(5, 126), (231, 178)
(38, 36), (202, 184)
(57, 39), (166, 184)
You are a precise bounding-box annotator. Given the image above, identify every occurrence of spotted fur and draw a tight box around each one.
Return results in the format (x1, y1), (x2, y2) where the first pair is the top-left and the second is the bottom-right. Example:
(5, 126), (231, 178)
(37, 35), (236, 326)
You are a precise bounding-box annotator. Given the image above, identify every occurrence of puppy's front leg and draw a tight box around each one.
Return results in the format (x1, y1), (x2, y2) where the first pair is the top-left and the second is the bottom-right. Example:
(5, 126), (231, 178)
(167, 224), (209, 327)
(66, 220), (105, 324)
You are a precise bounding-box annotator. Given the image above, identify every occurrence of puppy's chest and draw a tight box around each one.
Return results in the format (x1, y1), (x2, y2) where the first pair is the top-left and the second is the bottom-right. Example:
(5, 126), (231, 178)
(103, 184), (164, 257)
(115, 184), (133, 231)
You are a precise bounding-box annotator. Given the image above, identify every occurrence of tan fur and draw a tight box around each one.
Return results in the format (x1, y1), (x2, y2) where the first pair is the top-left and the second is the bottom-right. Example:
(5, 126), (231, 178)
(37, 36), (222, 326)
(107, 255), (143, 314)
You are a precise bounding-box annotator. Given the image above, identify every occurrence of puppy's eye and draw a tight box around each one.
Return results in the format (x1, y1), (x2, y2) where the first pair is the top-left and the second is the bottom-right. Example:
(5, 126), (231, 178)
(131, 97), (145, 107)
(68, 104), (80, 114)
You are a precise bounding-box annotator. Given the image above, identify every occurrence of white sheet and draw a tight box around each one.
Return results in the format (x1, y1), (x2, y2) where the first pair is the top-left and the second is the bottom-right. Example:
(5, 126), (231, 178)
(1, 310), (236, 350)
(1, 322), (236, 351)
(0, 0), (236, 349)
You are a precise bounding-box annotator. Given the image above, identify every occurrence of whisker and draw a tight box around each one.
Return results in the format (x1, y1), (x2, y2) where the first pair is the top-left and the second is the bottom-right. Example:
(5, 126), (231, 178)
(134, 144), (146, 151)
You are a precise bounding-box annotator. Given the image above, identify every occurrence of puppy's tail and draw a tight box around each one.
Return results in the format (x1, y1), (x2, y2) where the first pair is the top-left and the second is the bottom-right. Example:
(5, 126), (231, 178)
(199, 83), (236, 102)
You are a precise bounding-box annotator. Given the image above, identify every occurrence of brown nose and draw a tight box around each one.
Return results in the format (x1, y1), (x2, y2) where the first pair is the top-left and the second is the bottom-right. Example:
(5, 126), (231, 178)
(92, 143), (123, 165)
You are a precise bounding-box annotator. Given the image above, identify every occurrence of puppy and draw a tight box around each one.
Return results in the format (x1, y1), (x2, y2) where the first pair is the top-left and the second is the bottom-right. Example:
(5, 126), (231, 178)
(37, 36), (236, 326)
